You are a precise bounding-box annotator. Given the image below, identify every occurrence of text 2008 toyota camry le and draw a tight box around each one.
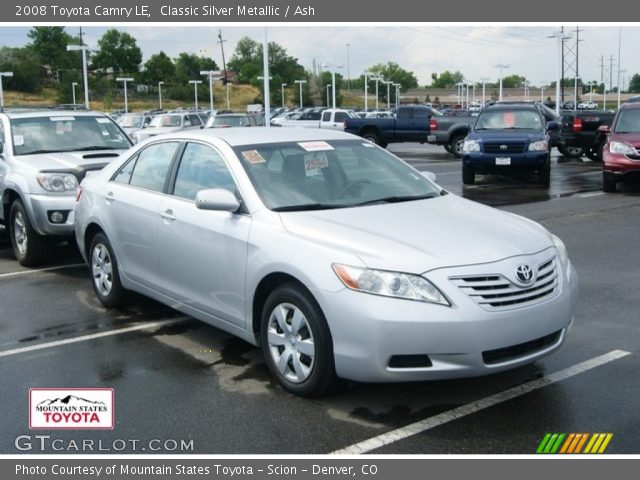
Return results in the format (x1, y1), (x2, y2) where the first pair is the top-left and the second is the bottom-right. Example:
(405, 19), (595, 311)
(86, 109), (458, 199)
(75, 129), (578, 396)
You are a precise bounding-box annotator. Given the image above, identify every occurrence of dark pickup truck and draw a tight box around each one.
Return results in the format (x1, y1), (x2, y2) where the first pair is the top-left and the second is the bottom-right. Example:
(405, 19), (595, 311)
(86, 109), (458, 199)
(344, 105), (440, 148)
(558, 110), (616, 160)
(427, 113), (476, 157)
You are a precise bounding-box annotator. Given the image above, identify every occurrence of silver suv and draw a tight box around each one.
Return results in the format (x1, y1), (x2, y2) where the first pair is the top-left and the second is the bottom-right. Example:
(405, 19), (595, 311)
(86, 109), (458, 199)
(0, 108), (132, 266)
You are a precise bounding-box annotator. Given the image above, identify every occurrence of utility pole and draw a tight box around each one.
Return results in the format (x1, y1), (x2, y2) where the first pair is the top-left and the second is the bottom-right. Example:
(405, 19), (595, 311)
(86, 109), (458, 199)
(217, 30), (228, 86)
(610, 55), (614, 95)
(561, 27), (565, 103)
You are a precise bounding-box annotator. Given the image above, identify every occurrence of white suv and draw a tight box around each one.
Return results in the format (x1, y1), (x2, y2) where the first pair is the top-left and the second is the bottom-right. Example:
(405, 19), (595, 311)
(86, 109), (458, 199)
(0, 108), (132, 266)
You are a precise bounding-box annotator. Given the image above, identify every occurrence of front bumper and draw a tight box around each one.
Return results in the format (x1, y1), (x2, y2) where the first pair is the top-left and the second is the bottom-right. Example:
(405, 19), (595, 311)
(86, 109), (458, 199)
(26, 194), (76, 236)
(317, 254), (577, 383)
(463, 151), (548, 171)
(603, 151), (640, 179)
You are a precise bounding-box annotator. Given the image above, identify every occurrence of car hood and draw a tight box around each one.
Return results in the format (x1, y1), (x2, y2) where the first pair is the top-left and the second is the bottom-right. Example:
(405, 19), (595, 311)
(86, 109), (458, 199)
(279, 194), (553, 273)
(610, 132), (640, 146)
(468, 130), (544, 142)
(18, 150), (124, 172)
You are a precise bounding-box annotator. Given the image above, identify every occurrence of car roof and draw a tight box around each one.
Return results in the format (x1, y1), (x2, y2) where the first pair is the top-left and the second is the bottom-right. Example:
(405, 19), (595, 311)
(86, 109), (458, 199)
(150, 127), (357, 147)
(619, 101), (640, 110)
(482, 104), (540, 112)
(1, 109), (108, 119)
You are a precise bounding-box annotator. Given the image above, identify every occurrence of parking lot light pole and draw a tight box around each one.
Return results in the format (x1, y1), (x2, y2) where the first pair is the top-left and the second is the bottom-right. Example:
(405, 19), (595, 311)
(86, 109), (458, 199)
(200, 70), (218, 111)
(281, 83), (287, 108)
(573, 76), (580, 111)
(294, 80), (307, 108)
(371, 76), (383, 110)
(539, 81), (545, 103)
(363, 72), (370, 111)
(257, 75), (273, 111)
(189, 80), (202, 109)
(479, 77), (489, 106)
(346, 43), (351, 91)
(455, 82), (464, 107)
(524, 80), (530, 101)
(0, 71), (13, 108)
(383, 81), (393, 110)
(71, 82), (78, 105)
(322, 64), (343, 110)
(66, 44), (90, 109)
(393, 83), (401, 109)
(116, 77), (134, 113)
(494, 64), (509, 102)
(617, 69), (626, 109)
(158, 81), (164, 110)
(326, 84), (331, 108)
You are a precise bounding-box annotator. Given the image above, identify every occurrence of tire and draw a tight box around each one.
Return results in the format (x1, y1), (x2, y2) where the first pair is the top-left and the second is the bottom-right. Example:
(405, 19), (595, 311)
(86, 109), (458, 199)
(537, 159), (551, 186)
(260, 283), (339, 397)
(561, 145), (584, 158)
(450, 134), (466, 158)
(602, 171), (617, 193)
(444, 144), (453, 154)
(585, 142), (604, 162)
(462, 164), (476, 185)
(9, 200), (49, 267)
(361, 131), (386, 148)
(88, 232), (129, 308)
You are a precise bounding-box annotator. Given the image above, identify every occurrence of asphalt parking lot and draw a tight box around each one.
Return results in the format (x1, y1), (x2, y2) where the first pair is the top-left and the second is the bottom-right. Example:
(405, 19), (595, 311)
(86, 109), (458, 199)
(1, 143), (638, 454)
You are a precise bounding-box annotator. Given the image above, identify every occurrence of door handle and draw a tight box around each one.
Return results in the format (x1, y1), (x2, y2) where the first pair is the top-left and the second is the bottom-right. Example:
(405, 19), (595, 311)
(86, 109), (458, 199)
(160, 209), (176, 221)
(105, 192), (115, 204)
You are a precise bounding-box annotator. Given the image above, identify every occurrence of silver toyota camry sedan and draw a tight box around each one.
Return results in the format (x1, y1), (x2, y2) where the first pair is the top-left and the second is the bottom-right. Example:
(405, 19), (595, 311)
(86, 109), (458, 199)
(75, 128), (578, 397)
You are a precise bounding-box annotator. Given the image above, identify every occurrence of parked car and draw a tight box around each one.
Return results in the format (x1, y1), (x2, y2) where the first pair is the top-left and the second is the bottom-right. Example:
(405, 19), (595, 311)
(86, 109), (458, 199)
(116, 112), (154, 141)
(0, 108), (132, 266)
(135, 112), (205, 143)
(204, 113), (263, 128)
(273, 108), (325, 128)
(557, 110), (615, 161)
(75, 128), (577, 397)
(578, 100), (598, 110)
(601, 102), (640, 192)
(461, 103), (557, 185)
(344, 105), (440, 147)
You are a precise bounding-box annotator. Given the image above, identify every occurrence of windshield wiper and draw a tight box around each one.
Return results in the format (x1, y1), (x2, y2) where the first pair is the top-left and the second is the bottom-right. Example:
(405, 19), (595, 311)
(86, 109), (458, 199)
(272, 203), (349, 212)
(19, 149), (64, 155)
(353, 194), (439, 206)
(77, 146), (120, 151)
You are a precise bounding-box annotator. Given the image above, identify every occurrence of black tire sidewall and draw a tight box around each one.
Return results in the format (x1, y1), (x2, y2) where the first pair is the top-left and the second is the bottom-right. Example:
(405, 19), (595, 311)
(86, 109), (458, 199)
(9, 200), (48, 267)
(260, 283), (337, 397)
(88, 233), (127, 308)
(362, 132), (381, 146)
(450, 135), (466, 158)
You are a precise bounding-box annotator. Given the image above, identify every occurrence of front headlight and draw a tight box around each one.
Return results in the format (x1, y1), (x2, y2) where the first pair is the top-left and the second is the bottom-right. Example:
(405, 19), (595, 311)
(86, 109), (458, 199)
(462, 139), (480, 153)
(551, 234), (569, 267)
(609, 141), (636, 155)
(528, 140), (549, 151)
(333, 264), (450, 306)
(36, 173), (78, 192)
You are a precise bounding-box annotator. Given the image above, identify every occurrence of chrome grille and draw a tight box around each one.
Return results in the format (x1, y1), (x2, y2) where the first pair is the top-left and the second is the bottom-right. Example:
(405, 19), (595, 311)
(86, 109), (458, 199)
(450, 257), (558, 310)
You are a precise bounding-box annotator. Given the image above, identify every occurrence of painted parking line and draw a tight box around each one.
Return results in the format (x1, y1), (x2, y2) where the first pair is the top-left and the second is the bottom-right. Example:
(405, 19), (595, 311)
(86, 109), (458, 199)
(580, 192), (606, 198)
(331, 349), (631, 455)
(0, 263), (86, 279)
(0, 317), (189, 358)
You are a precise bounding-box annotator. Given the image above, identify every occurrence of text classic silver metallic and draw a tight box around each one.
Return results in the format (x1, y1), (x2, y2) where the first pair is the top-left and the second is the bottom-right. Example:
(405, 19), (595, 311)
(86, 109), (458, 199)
(74, 128), (578, 396)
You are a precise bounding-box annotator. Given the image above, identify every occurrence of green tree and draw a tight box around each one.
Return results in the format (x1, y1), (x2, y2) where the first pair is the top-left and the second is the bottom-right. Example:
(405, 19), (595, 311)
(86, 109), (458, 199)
(0, 47), (43, 93)
(629, 73), (640, 93)
(500, 74), (527, 88)
(430, 70), (464, 88)
(367, 62), (418, 90)
(91, 29), (142, 74)
(27, 27), (73, 81)
(142, 52), (175, 85)
(174, 53), (218, 84)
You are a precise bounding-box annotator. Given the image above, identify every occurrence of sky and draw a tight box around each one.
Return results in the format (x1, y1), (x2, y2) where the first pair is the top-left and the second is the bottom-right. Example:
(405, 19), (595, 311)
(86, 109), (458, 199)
(0, 25), (637, 88)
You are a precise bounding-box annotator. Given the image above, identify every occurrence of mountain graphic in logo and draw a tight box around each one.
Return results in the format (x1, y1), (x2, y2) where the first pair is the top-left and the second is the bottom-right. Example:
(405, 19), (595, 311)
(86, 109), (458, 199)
(37, 395), (106, 407)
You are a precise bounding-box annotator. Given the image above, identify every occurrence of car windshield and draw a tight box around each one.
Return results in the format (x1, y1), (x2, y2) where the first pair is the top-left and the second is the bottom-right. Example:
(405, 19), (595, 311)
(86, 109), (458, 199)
(234, 139), (441, 211)
(614, 109), (640, 133)
(207, 115), (251, 128)
(149, 115), (182, 127)
(11, 115), (132, 156)
(475, 110), (543, 130)
(118, 115), (144, 128)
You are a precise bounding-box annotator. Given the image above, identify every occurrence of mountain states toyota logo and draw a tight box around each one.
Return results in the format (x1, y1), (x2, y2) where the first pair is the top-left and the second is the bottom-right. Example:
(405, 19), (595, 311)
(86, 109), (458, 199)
(29, 388), (114, 430)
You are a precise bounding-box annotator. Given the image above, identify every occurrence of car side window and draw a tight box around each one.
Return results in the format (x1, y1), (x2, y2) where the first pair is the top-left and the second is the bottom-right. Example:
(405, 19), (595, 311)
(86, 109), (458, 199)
(127, 142), (179, 192)
(112, 155), (137, 184)
(334, 112), (349, 122)
(172, 142), (236, 201)
(189, 115), (202, 126)
(322, 111), (331, 122)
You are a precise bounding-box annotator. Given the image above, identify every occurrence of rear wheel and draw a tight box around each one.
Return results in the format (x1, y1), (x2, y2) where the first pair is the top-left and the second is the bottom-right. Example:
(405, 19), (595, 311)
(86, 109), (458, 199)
(462, 164), (476, 185)
(602, 171), (617, 193)
(9, 200), (49, 267)
(89, 233), (129, 308)
(361, 131), (387, 148)
(560, 145), (584, 158)
(260, 283), (339, 397)
(585, 141), (604, 162)
(450, 134), (466, 158)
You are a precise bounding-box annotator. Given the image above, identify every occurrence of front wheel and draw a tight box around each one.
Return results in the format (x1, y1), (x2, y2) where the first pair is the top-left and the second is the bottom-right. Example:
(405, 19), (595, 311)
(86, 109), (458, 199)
(450, 134), (466, 158)
(602, 171), (617, 193)
(462, 164), (476, 185)
(260, 283), (339, 397)
(537, 159), (551, 186)
(9, 200), (49, 267)
(89, 233), (129, 308)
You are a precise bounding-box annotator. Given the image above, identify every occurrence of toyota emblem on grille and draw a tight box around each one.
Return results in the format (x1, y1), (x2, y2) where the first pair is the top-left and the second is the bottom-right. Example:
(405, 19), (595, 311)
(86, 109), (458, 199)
(500, 144), (508, 150)
(515, 264), (534, 284)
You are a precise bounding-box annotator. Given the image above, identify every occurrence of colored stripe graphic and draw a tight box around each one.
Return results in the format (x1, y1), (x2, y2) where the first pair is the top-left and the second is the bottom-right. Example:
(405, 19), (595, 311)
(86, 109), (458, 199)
(539, 433), (613, 454)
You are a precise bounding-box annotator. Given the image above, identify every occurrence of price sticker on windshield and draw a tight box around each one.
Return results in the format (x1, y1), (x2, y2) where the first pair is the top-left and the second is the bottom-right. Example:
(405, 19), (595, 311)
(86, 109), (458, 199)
(13, 135), (24, 146)
(298, 141), (334, 152)
(242, 150), (266, 165)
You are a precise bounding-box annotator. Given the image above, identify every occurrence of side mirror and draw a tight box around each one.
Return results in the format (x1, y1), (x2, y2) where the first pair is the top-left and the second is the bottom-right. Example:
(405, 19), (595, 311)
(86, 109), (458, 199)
(597, 125), (611, 134)
(195, 188), (240, 212)
(421, 171), (437, 183)
(546, 121), (559, 131)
